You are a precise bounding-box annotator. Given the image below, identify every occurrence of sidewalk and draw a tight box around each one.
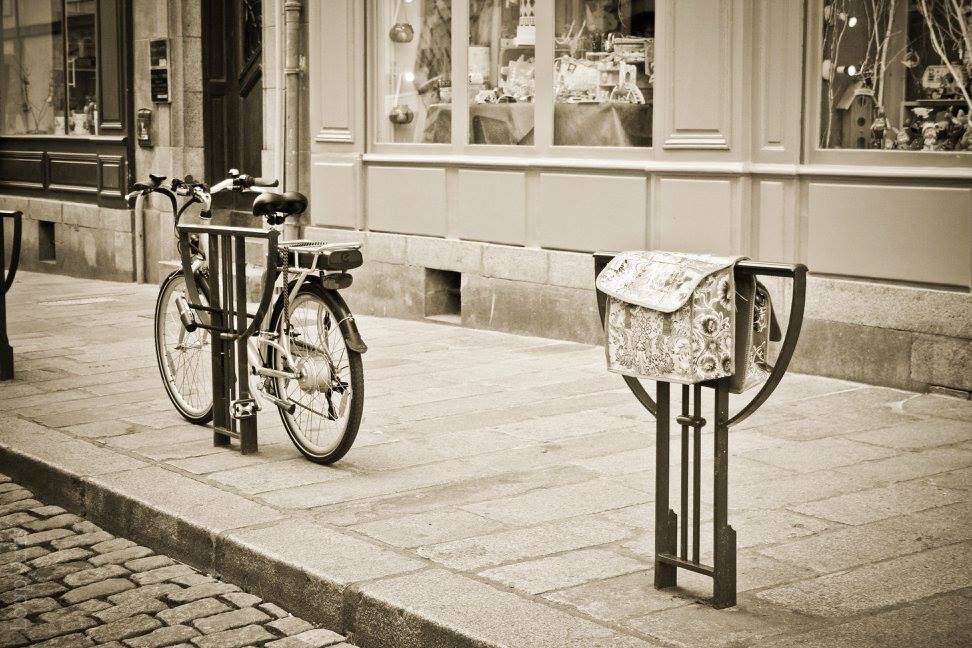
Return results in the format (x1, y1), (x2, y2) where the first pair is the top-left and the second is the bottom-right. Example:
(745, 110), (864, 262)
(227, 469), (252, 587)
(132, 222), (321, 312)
(1, 271), (970, 648)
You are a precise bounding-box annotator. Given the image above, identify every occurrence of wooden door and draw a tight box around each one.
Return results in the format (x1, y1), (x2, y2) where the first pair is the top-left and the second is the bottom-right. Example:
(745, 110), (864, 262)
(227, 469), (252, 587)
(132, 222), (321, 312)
(202, 0), (263, 191)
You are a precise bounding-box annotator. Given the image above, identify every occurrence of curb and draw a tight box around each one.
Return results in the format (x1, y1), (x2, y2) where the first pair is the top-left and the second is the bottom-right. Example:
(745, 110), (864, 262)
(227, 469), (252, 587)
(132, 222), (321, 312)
(0, 426), (658, 648)
(0, 435), (420, 647)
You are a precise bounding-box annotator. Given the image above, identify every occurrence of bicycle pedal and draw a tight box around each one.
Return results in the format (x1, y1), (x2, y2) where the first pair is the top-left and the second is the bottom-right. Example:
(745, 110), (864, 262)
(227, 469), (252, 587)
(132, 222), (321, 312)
(231, 398), (258, 420)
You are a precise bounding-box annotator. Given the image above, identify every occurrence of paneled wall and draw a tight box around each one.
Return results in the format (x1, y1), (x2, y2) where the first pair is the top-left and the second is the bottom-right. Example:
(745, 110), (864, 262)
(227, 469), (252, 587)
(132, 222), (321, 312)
(308, 0), (971, 291)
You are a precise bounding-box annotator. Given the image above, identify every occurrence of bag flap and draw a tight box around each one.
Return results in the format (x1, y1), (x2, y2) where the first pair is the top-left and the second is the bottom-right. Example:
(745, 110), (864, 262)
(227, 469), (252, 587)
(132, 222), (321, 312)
(596, 250), (742, 313)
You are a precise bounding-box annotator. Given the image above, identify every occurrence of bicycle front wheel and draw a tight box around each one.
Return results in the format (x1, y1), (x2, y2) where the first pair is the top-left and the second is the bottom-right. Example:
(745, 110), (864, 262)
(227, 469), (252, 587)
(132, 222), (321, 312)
(268, 282), (363, 464)
(154, 270), (214, 424)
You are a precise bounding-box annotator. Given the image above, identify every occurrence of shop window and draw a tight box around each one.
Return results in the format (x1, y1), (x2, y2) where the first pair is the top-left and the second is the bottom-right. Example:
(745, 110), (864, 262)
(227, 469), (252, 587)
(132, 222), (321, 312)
(378, 0), (453, 143)
(1, 0), (100, 136)
(468, 1), (535, 145)
(554, 0), (655, 147)
(819, 0), (972, 152)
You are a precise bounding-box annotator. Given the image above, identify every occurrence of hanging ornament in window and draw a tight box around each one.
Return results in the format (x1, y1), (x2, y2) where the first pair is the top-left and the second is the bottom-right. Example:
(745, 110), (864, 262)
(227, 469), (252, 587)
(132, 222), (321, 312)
(389, 71), (415, 125)
(389, 0), (415, 43)
(902, 50), (920, 69)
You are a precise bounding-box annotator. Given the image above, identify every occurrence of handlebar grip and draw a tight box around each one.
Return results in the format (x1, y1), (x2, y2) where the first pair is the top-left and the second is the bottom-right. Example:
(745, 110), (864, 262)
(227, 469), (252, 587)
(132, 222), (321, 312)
(253, 177), (279, 188)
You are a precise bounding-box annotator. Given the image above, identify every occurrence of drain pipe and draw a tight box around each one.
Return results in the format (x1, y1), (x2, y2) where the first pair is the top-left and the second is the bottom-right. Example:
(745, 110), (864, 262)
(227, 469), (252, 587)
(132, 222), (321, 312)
(283, 0), (302, 241)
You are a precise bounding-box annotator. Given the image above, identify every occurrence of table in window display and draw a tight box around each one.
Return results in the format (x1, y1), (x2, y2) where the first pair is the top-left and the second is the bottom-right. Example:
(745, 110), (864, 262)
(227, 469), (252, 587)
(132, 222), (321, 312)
(819, 0), (972, 153)
(381, 0), (454, 144)
(553, 0), (655, 147)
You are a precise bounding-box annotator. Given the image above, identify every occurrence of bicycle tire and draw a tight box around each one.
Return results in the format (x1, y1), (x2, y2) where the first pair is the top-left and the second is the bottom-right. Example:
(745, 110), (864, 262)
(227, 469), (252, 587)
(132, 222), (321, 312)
(154, 270), (214, 425)
(267, 281), (363, 464)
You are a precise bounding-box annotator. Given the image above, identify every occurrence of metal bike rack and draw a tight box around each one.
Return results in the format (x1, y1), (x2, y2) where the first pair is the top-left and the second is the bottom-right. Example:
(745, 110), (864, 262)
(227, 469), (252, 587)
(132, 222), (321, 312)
(1, 211), (23, 381)
(176, 221), (280, 454)
(594, 253), (807, 608)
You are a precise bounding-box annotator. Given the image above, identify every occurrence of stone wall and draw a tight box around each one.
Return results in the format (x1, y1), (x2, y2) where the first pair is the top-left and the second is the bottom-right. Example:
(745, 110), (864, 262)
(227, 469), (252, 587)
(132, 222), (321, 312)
(0, 196), (134, 282)
(302, 226), (971, 396)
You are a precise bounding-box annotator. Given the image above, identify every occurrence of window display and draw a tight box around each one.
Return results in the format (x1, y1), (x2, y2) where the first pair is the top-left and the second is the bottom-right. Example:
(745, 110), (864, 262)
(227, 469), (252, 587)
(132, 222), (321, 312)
(464, 0), (536, 145)
(819, 0), (972, 152)
(0, 0), (67, 135)
(378, 0), (453, 143)
(553, 0), (654, 147)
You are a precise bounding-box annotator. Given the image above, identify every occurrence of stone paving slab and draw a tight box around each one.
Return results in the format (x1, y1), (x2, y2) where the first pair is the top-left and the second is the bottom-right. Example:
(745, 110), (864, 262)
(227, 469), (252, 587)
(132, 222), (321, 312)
(1, 272), (971, 647)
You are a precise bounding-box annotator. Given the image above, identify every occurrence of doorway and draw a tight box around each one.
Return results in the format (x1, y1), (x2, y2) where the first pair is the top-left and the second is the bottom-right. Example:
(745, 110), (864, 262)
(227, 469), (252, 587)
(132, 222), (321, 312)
(201, 0), (263, 206)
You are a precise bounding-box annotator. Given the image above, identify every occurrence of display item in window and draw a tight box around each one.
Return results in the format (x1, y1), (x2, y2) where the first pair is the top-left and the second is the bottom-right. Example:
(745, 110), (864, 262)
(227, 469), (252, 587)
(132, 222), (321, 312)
(389, 0), (415, 42)
(819, 0), (972, 152)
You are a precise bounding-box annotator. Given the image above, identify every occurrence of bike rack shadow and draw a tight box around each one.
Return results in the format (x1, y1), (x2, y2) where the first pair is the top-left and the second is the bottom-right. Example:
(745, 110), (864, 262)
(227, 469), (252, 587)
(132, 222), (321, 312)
(177, 221), (280, 454)
(1, 211), (23, 381)
(593, 252), (807, 608)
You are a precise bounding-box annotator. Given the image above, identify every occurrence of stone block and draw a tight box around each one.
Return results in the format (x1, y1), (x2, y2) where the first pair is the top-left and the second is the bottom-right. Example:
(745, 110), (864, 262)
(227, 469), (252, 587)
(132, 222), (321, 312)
(538, 284), (601, 344)
(184, 91), (204, 146)
(215, 518), (424, 629)
(807, 275), (972, 339)
(352, 569), (653, 648)
(264, 628), (346, 647)
(757, 543), (972, 617)
(84, 466), (284, 571)
(62, 203), (101, 230)
(790, 319), (918, 391)
(61, 578), (134, 604)
(482, 244), (547, 283)
(547, 250), (594, 290)
(190, 607), (269, 634)
(343, 261), (425, 320)
(181, 38), (203, 93)
(191, 624), (274, 648)
(27, 199), (63, 223)
(157, 598), (231, 626)
(102, 208), (134, 233)
(461, 275), (543, 337)
(0, 417), (145, 513)
(911, 334), (972, 392)
(406, 236), (482, 274)
(0, 195), (28, 215)
(479, 548), (648, 595)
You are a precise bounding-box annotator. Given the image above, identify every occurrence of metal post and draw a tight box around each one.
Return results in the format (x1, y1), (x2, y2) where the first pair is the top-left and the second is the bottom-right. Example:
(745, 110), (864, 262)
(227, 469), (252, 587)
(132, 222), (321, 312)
(221, 235), (237, 441)
(0, 219), (12, 380)
(692, 383), (702, 563)
(654, 381), (677, 588)
(712, 377), (736, 608)
(679, 384), (689, 560)
(234, 236), (258, 454)
(210, 234), (231, 446)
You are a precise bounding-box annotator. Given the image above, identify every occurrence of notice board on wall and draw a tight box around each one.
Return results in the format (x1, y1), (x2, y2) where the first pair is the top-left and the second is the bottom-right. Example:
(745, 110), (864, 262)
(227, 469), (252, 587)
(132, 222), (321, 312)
(150, 39), (171, 103)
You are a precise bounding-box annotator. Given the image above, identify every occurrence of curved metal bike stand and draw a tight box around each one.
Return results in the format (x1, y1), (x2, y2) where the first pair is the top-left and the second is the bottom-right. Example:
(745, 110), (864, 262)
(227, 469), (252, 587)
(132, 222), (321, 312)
(176, 221), (280, 454)
(593, 252), (808, 608)
(0, 211), (23, 381)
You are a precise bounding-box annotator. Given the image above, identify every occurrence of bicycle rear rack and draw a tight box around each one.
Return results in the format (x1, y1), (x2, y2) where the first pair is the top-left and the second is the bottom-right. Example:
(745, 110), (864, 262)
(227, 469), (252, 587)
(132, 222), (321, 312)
(594, 253), (807, 608)
(176, 221), (279, 454)
(1, 211), (23, 381)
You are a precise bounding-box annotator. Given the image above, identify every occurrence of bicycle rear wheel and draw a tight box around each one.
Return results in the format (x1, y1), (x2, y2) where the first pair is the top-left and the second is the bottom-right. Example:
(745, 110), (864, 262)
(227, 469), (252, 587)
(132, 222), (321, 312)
(154, 270), (214, 424)
(268, 282), (363, 464)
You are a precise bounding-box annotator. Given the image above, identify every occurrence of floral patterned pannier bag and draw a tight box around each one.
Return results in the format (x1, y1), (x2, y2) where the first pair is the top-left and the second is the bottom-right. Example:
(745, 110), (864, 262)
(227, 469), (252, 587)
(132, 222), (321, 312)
(596, 251), (780, 393)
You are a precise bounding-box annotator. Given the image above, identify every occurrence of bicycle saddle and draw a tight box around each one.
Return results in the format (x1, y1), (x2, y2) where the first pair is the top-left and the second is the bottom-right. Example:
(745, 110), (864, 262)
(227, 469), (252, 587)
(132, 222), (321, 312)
(252, 191), (307, 217)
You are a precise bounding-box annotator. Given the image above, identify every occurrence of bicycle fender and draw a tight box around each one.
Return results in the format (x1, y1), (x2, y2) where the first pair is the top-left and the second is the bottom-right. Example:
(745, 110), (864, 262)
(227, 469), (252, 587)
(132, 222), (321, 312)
(315, 283), (368, 354)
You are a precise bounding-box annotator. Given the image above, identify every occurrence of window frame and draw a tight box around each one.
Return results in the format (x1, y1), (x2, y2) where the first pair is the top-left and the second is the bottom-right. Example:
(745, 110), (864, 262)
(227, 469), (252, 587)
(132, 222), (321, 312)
(0, 0), (132, 206)
(803, 0), (971, 168)
(367, 0), (658, 160)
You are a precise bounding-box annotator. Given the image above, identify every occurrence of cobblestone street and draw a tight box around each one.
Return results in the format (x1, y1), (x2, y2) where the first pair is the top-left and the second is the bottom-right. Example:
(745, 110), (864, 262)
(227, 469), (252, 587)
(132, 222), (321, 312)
(0, 272), (970, 647)
(0, 475), (353, 648)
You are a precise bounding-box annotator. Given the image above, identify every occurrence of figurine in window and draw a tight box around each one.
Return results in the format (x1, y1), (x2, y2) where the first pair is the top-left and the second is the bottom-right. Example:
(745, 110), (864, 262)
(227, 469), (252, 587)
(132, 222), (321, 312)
(920, 120), (939, 151)
(869, 109), (887, 149)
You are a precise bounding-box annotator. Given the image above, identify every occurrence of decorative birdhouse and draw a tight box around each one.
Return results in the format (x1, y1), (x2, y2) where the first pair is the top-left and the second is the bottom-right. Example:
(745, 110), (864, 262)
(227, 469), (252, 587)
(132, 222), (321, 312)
(838, 86), (877, 149)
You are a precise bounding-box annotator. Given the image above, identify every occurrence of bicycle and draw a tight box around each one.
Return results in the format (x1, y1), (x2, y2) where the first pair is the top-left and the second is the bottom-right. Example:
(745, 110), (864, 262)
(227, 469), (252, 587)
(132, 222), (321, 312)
(127, 170), (367, 464)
